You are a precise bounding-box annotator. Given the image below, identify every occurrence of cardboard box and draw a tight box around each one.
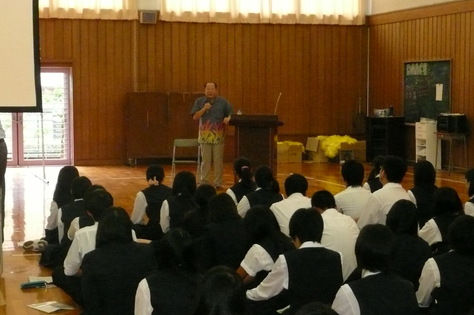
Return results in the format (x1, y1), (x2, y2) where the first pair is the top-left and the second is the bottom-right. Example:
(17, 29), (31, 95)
(339, 140), (366, 162)
(306, 137), (319, 152)
(277, 142), (289, 163)
(306, 137), (328, 162)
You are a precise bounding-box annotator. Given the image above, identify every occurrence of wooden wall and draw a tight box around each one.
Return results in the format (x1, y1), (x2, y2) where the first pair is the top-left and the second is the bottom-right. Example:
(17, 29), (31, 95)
(368, 0), (474, 167)
(39, 19), (367, 165)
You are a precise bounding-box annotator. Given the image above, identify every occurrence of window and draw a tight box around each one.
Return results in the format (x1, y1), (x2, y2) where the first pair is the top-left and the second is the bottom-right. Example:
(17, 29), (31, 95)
(39, 0), (137, 19)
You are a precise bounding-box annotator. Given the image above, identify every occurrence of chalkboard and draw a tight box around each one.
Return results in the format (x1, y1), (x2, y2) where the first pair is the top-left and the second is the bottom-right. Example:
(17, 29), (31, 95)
(404, 60), (451, 123)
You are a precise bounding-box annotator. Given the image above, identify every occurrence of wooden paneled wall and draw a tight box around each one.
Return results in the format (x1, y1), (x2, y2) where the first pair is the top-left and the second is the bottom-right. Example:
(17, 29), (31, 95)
(39, 19), (367, 165)
(368, 0), (474, 167)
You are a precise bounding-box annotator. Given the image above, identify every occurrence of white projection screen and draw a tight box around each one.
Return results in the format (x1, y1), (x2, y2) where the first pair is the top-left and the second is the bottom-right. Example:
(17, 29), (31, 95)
(0, 0), (42, 112)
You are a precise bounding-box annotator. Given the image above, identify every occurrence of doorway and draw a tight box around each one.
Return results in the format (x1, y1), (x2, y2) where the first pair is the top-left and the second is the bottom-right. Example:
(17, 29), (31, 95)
(0, 67), (73, 166)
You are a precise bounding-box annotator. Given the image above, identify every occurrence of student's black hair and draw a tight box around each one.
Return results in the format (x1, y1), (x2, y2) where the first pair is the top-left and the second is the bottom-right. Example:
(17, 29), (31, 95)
(295, 301), (339, 315)
(194, 184), (217, 209)
(289, 208), (323, 243)
(208, 193), (240, 223)
(155, 228), (196, 271)
(254, 165), (277, 191)
(146, 164), (165, 182)
(355, 224), (395, 272)
(96, 206), (132, 248)
(71, 176), (92, 199)
(367, 155), (385, 182)
(311, 190), (336, 210)
(194, 266), (247, 315)
(386, 199), (418, 235)
(381, 155), (407, 183)
(413, 160), (436, 188)
(465, 168), (474, 197)
(53, 166), (80, 207)
(284, 173), (308, 196)
(233, 157), (254, 189)
(448, 215), (474, 255)
(341, 160), (365, 187)
(243, 205), (282, 245)
(172, 171), (197, 197)
(432, 187), (464, 217)
(84, 188), (114, 221)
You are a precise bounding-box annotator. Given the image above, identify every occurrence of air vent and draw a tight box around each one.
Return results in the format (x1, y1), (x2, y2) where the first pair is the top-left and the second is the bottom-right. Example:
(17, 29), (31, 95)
(139, 11), (158, 24)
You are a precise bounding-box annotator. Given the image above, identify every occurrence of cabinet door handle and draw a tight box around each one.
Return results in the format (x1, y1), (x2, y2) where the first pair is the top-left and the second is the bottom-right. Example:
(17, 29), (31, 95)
(146, 110), (149, 128)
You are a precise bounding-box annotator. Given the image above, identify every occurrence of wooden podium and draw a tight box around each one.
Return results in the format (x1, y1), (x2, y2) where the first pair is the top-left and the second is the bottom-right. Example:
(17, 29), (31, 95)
(229, 115), (283, 178)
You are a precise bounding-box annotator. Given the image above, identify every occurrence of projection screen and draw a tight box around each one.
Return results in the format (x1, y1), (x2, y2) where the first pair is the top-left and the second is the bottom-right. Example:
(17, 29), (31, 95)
(0, 0), (42, 112)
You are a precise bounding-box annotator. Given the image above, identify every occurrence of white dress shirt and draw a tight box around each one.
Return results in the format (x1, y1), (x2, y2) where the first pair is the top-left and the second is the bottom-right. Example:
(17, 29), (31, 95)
(270, 193), (312, 236)
(237, 188), (261, 218)
(67, 217), (81, 240)
(416, 257), (441, 308)
(332, 270), (381, 315)
(241, 244), (275, 277)
(130, 191), (148, 225)
(464, 200), (474, 217)
(418, 218), (442, 246)
(334, 186), (372, 221)
(246, 241), (325, 301)
(159, 199), (171, 233)
(357, 183), (411, 229)
(135, 279), (154, 315)
(64, 223), (99, 276)
(321, 208), (359, 280)
(45, 201), (59, 230)
(226, 188), (238, 205)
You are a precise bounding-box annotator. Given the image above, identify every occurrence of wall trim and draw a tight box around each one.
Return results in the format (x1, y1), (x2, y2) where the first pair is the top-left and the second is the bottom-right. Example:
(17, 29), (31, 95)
(367, 0), (474, 25)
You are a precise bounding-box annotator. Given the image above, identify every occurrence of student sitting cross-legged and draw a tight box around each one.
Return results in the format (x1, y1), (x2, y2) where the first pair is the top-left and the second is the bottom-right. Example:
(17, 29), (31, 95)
(246, 208), (343, 315)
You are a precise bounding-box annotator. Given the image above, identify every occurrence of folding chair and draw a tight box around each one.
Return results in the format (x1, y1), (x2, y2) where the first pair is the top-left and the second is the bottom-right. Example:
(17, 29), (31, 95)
(171, 138), (201, 182)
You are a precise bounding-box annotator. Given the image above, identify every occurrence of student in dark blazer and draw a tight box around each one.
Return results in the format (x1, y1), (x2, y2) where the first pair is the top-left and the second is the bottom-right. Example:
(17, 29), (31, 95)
(332, 224), (419, 315)
(81, 207), (157, 315)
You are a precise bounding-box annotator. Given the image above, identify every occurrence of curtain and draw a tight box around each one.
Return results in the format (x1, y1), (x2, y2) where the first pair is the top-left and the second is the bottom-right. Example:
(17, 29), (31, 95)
(38, 0), (137, 20)
(160, 0), (364, 25)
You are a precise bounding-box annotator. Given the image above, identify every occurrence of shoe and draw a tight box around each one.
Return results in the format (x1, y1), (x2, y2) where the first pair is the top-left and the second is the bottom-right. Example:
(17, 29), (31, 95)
(22, 239), (48, 252)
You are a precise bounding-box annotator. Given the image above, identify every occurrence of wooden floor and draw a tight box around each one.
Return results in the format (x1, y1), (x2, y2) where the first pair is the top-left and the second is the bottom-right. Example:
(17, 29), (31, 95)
(0, 161), (468, 315)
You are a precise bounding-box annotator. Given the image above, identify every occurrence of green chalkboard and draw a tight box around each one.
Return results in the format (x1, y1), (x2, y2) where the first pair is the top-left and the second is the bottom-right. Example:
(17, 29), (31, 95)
(404, 60), (451, 123)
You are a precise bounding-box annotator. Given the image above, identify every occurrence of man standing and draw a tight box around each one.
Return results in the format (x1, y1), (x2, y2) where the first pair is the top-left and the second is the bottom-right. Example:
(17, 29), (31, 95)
(0, 121), (7, 244)
(191, 82), (232, 189)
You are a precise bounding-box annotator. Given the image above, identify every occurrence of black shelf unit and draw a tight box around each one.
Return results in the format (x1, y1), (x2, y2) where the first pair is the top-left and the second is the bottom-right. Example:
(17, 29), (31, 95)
(366, 116), (406, 162)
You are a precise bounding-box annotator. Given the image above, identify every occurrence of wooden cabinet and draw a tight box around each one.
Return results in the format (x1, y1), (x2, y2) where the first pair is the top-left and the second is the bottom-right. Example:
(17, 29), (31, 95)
(415, 119), (441, 169)
(126, 92), (203, 164)
(366, 117), (406, 161)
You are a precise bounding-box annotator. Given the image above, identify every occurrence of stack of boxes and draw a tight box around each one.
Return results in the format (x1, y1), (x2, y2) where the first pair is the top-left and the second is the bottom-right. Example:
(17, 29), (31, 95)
(277, 141), (304, 163)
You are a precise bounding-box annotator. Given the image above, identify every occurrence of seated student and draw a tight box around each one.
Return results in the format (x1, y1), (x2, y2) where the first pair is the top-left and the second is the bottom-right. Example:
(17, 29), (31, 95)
(58, 176), (92, 245)
(226, 157), (256, 205)
(135, 228), (200, 315)
(295, 302), (338, 315)
(67, 185), (106, 240)
(44, 166), (79, 244)
(194, 266), (251, 315)
(130, 164), (172, 240)
(160, 171), (198, 233)
(198, 193), (249, 272)
(81, 207), (157, 315)
(247, 208), (343, 315)
(52, 188), (114, 306)
(237, 165), (283, 218)
(270, 173), (311, 237)
(418, 187), (464, 256)
(407, 160), (438, 228)
(332, 224), (419, 315)
(463, 168), (474, 216)
(386, 199), (431, 291)
(334, 160), (372, 222)
(312, 190), (359, 281)
(237, 205), (295, 289)
(182, 183), (216, 239)
(417, 215), (474, 315)
(358, 155), (411, 229)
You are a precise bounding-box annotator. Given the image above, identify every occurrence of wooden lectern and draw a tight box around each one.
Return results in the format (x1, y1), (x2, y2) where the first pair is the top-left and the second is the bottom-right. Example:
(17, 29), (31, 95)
(229, 115), (283, 180)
